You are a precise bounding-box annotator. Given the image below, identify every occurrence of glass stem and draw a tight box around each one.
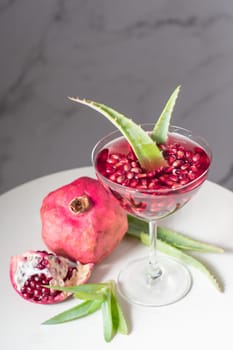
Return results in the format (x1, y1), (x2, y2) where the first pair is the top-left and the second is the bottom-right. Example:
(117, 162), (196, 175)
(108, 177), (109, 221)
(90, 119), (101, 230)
(147, 220), (162, 284)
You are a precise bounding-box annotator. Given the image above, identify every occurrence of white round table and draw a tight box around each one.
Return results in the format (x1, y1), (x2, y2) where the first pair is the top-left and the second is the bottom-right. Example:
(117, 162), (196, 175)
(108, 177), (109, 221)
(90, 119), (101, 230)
(1, 167), (233, 350)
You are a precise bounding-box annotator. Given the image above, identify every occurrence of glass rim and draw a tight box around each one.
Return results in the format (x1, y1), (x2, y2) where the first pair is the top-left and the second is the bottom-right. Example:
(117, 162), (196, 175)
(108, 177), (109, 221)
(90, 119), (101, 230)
(91, 124), (212, 195)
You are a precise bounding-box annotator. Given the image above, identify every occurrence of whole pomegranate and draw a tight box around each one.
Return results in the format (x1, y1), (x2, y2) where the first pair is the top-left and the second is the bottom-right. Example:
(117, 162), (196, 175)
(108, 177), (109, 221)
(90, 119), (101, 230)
(41, 177), (128, 264)
(10, 250), (93, 304)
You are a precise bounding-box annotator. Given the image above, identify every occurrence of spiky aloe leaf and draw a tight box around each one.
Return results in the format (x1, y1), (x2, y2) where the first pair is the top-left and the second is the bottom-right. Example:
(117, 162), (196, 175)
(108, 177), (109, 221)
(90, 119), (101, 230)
(69, 97), (167, 171)
(151, 86), (181, 144)
(157, 226), (224, 253)
(127, 215), (224, 253)
(129, 230), (223, 292)
(157, 239), (223, 292)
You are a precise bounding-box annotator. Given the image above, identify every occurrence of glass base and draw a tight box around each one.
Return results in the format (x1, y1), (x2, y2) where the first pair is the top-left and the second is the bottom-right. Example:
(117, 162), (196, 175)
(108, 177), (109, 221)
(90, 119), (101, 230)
(117, 256), (192, 307)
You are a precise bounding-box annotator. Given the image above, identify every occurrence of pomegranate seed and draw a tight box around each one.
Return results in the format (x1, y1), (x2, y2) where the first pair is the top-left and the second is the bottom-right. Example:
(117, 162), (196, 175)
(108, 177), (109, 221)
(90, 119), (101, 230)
(140, 179), (148, 186)
(114, 161), (125, 168)
(129, 180), (138, 188)
(135, 173), (148, 179)
(131, 167), (142, 174)
(116, 175), (125, 184)
(122, 180), (130, 186)
(180, 178), (189, 185)
(169, 175), (178, 182)
(172, 168), (181, 175)
(126, 172), (134, 179)
(106, 168), (114, 175)
(147, 171), (156, 178)
(172, 160), (183, 168)
(190, 165), (198, 173)
(107, 158), (117, 164)
(111, 153), (121, 160)
(130, 161), (136, 167)
(165, 166), (173, 173)
(115, 169), (124, 176)
(167, 155), (175, 164)
(97, 137), (210, 216)
(170, 147), (177, 154)
(192, 153), (201, 163)
(177, 150), (185, 159)
(180, 163), (189, 171)
(188, 172), (196, 180)
(109, 174), (117, 181)
(123, 164), (131, 172)
(185, 151), (192, 161)
(194, 147), (204, 153)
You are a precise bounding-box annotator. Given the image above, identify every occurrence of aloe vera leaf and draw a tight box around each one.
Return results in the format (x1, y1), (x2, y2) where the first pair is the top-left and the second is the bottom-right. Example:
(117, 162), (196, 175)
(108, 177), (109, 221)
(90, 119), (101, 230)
(151, 86), (181, 144)
(42, 299), (102, 325)
(157, 226), (224, 253)
(127, 215), (224, 253)
(138, 232), (223, 292)
(158, 239), (223, 292)
(69, 97), (166, 171)
(101, 291), (116, 342)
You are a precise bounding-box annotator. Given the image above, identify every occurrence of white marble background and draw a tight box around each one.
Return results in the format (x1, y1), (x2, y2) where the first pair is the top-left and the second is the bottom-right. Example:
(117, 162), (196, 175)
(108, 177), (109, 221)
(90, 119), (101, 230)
(0, 0), (233, 194)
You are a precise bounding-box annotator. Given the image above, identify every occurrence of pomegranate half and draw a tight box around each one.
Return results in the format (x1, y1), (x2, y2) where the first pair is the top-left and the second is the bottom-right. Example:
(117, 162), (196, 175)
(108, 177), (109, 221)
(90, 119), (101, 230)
(9, 250), (93, 304)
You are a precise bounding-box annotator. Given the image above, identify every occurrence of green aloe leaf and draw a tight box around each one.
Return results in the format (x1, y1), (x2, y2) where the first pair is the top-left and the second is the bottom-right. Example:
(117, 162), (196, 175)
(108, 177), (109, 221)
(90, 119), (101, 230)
(151, 86), (181, 144)
(134, 231), (223, 292)
(157, 239), (223, 292)
(157, 226), (223, 253)
(127, 215), (224, 253)
(42, 299), (102, 325)
(69, 97), (167, 171)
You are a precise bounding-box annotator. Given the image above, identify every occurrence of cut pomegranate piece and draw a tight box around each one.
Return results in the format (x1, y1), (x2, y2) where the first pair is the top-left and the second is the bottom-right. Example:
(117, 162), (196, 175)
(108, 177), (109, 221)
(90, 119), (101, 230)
(9, 250), (93, 304)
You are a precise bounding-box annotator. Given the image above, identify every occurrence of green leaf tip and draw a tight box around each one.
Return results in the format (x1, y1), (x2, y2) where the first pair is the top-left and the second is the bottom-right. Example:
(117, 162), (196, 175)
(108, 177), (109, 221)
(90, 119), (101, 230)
(42, 299), (103, 325)
(42, 280), (128, 343)
(151, 85), (181, 144)
(69, 96), (167, 171)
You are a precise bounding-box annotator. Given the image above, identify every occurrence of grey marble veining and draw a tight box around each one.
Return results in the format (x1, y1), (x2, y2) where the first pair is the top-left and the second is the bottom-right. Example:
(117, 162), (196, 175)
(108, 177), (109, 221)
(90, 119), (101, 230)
(0, 0), (233, 194)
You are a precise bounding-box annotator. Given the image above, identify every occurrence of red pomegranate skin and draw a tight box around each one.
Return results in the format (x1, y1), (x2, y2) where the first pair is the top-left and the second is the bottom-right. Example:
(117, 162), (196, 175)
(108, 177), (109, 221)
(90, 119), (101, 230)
(41, 177), (128, 264)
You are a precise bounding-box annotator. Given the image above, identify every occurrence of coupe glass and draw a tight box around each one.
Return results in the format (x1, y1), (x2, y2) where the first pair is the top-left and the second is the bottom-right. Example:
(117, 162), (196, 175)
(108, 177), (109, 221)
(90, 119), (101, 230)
(92, 124), (212, 307)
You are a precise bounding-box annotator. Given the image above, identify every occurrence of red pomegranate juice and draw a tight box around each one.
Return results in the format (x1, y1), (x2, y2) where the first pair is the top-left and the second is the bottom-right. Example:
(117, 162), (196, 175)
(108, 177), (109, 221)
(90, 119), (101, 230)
(95, 133), (211, 218)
